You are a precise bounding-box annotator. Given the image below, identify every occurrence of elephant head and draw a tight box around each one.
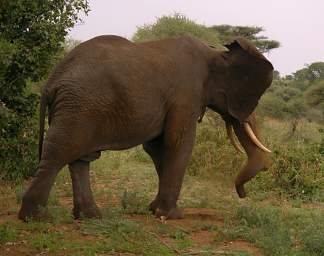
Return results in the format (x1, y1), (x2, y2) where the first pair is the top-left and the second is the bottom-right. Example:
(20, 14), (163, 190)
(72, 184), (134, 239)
(206, 37), (273, 197)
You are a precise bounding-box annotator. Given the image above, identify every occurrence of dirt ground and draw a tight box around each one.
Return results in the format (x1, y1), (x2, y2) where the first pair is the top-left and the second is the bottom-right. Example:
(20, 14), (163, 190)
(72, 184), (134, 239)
(0, 173), (263, 256)
(0, 204), (262, 256)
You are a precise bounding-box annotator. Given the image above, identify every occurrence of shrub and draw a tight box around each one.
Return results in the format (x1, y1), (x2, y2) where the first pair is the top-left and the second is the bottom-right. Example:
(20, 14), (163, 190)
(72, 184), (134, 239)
(246, 118), (324, 201)
(0, 103), (38, 180)
(270, 141), (324, 201)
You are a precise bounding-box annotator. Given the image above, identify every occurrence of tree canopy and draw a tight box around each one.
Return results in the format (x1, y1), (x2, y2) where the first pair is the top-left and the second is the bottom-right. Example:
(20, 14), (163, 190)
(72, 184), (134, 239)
(210, 25), (280, 53)
(132, 14), (221, 46)
(132, 14), (280, 54)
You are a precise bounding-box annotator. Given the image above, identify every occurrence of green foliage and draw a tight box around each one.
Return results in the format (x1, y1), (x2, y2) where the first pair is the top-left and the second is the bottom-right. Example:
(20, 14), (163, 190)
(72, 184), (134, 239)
(243, 119), (324, 202)
(121, 190), (150, 215)
(132, 13), (221, 46)
(83, 208), (173, 255)
(188, 112), (324, 203)
(270, 141), (324, 201)
(305, 80), (324, 111)
(30, 232), (63, 253)
(188, 112), (243, 177)
(220, 204), (324, 256)
(260, 62), (324, 122)
(258, 92), (288, 119)
(299, 212), (324, 255)
(293, 62), (324, 84)
(0, 105), (38, 179)
(0, 0), (89, 180)
(210, 25), (280, 53)
(0, 224), (17, 244)
(220, 205), (293, 256)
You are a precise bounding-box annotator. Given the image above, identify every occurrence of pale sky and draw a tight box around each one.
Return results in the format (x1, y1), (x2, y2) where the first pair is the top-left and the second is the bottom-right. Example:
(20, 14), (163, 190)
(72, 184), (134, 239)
(69, 0), (324, 75)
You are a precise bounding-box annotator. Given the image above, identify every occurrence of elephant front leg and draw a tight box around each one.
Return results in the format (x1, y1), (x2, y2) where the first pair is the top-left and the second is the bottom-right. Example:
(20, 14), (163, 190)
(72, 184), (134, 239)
(69, 160), (101, 219)
(143, 136), (164, 213)
(154, 115), (197, 219)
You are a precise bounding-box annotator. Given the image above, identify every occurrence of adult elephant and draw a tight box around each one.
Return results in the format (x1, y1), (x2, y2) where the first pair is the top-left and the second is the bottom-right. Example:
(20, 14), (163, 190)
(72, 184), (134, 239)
(18, 35), (273, 220)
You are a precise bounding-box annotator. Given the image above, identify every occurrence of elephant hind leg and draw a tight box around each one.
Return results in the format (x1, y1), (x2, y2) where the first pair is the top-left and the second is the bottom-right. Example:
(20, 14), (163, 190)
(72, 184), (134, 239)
(69, 153), (101, 219)
(18, 125), (98, 221)
(18, 163), (61, 221)
(18, 140), (67, 221)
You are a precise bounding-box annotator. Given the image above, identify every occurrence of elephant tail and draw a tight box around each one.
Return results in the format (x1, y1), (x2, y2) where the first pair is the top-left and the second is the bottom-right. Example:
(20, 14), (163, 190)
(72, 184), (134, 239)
(38, 93), (47, 162)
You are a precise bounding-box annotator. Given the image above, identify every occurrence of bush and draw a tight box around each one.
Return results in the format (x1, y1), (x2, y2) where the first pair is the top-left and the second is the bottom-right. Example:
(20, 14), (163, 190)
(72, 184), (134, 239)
(0, 102), (38, 180)
(270, 141), (324, 201)
(246, 120), (324, 202)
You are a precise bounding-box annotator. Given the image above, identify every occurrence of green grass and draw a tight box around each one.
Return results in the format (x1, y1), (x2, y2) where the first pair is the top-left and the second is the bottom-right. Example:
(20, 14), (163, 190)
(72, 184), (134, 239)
(218, 203), (324, 256)
(29, 231), (63, 253)
(0, 224), (17, 244)
(82, 207), (174, 255)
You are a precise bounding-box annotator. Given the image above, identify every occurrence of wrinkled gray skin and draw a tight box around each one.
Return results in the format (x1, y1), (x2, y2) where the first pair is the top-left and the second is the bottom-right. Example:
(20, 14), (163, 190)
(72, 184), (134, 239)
(18, 35), (273, 221)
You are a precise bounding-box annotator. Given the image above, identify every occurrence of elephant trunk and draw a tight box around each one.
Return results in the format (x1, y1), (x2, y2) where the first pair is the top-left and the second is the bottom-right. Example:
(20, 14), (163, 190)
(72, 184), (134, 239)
(229, 114), (270, 198)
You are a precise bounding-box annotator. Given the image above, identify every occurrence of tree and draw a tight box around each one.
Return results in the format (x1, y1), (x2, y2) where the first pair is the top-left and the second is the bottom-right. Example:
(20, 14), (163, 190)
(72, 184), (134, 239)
(210, 25), (280, 53)
(259, 62), (324, 122)
(132, 15), (280, 54)
(132, 14), (221, 46)
(293, 62), (324, 85)
(305, 80), (324, 112)
(0, 0), (89, 180)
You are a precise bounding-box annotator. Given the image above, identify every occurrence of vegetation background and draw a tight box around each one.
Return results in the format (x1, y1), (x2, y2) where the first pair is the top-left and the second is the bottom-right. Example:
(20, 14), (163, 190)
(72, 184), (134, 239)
(0, 2), (323, 255)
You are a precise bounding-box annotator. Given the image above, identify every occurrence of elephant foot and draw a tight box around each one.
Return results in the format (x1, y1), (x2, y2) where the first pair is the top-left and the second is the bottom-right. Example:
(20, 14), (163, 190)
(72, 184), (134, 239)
(235, 184), (247, 198)
(73, 204), (102, 219)
(149, 199), (184, 220)
(155, 207), (184, 220)
(149, 198), (160, 213)
(18, 201), (47, 221)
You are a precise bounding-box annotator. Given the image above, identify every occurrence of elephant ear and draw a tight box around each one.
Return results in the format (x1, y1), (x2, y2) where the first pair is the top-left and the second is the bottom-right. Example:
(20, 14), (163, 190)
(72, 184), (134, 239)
(223, 37), (274, 122)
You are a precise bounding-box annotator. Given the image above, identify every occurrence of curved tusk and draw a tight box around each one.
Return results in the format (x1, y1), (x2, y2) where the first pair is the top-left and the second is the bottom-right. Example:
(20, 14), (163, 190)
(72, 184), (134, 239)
(243, 122), (271, 153)
(226, 123), (244, 154)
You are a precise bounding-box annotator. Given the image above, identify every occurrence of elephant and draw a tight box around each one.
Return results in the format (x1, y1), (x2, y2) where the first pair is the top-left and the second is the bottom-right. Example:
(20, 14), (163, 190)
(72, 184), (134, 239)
(18, 35), (273, 221)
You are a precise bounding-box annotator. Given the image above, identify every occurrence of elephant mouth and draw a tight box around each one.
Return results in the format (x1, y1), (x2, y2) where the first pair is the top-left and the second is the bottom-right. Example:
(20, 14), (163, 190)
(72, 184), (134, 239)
(226, 122), (271, 153)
